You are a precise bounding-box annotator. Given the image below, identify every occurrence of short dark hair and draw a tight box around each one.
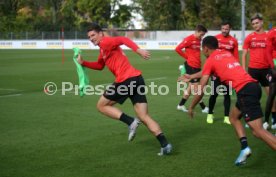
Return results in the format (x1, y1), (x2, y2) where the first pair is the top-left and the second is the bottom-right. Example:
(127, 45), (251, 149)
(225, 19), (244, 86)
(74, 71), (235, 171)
(87, 23), (103, 33)
(195, 24), (208, 33)
(202, 36), (218, 49)
(221, 21), (231, 28)
(250, 13), (263, 22)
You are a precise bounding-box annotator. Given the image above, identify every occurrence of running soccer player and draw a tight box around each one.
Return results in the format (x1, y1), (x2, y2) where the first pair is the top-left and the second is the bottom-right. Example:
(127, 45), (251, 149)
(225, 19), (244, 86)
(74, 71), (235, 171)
(206, 22), (239, 124)
(179, 36), (276, 166)
(77, 23), (172, 155)
(241, 13), (274, 129)
(265, 27), (276, 130)
(175, 24), (209, 113)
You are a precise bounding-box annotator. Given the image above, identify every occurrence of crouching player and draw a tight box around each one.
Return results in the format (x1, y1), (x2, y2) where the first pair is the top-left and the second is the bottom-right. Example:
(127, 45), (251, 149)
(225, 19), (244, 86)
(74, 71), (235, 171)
(179, 36), (276, 166)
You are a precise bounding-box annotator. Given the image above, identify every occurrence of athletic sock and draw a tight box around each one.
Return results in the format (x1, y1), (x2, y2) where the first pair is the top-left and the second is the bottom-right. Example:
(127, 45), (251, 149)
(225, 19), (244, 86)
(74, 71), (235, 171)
(178, 98), (187, 106)
(272, 112), (276, 124)
(119, 113), (134, 126)
(240, 137), (248, 150)
(199, 101), (206, 109)
(156, 133), (169, 148)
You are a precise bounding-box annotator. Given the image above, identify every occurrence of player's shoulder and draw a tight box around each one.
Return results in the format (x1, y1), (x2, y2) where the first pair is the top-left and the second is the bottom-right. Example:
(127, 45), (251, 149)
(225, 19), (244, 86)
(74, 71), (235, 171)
(215, 34), (221, 38)
(99, 36), (115, 48)
(229, 35), (238, 41)
(247, 32), (256, 37)
(268, 28), (276, 35)
(185, 34), (194, 40)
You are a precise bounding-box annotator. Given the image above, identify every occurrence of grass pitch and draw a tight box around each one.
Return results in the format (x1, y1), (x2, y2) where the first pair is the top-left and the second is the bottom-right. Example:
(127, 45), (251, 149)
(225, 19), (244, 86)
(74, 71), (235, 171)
(0, 49), (275, 177)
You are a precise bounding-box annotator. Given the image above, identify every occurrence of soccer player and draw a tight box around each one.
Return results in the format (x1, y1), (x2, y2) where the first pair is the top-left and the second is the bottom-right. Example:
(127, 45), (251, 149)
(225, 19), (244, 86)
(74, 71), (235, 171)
(206, 22), (239, 124)
(179, 36), (276, 166)
(265, 27), (276, 130)
(241, 13), (273, 129)
(175, 24), (209, 113)
(77, 23), (172, 155)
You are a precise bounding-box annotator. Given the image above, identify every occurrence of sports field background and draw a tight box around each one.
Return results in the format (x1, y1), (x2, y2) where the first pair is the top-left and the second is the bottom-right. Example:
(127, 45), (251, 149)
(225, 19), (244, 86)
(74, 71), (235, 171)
(0, 49), (275, 177)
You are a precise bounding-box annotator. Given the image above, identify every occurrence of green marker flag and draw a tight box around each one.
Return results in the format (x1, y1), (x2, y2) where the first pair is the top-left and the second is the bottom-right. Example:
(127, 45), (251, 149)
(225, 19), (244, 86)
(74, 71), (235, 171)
(179, 65), (186, 75)
(72, 48), (89, 97)
(273, 59), (276, 68)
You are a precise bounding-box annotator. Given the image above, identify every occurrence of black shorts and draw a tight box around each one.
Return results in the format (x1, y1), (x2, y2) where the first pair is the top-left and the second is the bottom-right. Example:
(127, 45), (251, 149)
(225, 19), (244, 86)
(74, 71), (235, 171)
(248, 67), (270, 87)
(235, 82), (263, 122)
(103, 75), (147, 105)
(184, 62), (201, 83)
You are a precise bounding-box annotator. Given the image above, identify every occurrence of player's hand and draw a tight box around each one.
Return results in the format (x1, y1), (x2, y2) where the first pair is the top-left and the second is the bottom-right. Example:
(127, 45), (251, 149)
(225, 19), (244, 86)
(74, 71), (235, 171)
(137, 49), (150, 60)
(77, 54), (83, 64)
(177, 74), (191, 82)
(188, 107), (194, 119)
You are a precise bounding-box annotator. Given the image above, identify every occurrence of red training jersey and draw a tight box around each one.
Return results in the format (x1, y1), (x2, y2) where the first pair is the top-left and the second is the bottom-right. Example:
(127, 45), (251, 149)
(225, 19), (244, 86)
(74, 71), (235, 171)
(175, 34), (201, 68)
(243, 32), (270, 69)
(202, 50), (257, 92)
(215, 34), (239, 61)
(82, 36), (141, 83)
(266, 28), (276, 68)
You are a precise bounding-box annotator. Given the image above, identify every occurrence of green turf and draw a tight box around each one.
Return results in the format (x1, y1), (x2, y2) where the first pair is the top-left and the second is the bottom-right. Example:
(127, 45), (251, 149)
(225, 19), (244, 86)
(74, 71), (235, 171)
(0, 49), (275, 177)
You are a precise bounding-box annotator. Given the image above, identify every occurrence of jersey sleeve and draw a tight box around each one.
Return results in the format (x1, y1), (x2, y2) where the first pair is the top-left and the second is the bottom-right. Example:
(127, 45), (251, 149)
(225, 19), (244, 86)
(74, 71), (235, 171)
(101, 36), (139, 52)
(202, 59), (213, 76)
(175, 37), (191, 59)
(82, 53), (105, 70)
(233, 38), (240, 62)
(242, 35), (250, 50)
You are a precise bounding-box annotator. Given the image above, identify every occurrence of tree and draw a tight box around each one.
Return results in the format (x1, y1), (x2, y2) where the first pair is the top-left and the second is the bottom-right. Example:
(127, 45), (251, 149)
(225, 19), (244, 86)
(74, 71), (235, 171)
(134, 0), (183, 30)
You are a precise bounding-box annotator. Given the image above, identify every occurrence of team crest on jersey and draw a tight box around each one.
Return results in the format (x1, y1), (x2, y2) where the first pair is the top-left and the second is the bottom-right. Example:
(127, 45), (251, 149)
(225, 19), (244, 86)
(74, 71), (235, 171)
(229, 40), (234, 45)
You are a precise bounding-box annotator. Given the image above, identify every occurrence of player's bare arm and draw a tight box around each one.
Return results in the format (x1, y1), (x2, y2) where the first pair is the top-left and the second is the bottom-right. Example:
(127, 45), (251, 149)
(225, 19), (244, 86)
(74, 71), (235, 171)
(242, 49), (248, 70)
(77, 54), (83, 65)
(136, 49), (150, 60)
(178, 71), (202, 82)
(188, 75), (209, 118)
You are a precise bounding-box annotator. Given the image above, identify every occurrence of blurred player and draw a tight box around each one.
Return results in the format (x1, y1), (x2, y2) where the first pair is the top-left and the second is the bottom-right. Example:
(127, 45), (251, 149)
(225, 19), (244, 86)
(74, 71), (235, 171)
(206, 22), (239, 124)
(265, 27), (276, 130)
(175, 24), (209, 113)
(77, 23), (172, 155)
(180, 36), (276, 166)
(241, 13), (274, 129)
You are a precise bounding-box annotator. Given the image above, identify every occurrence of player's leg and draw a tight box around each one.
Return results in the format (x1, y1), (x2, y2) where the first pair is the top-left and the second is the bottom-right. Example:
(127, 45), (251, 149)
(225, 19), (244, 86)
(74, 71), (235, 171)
(270, 68), (276, 129)
(96, 95), (121, 119)
(132, 75), (172, 155)
(177, 83), (191, 112)
(191, 81), (208, 113)
(265, 82), (276, 125)
(247, 118), (276, 150)
(223, 83), (231, 124)
(229, 106), (252, 166)
(260, 68), (273, 129)
(134, 102), (172, 155)
(97, 82), (140, 141)
(229, 106), (247, 141)
(207, 77), (219, 123)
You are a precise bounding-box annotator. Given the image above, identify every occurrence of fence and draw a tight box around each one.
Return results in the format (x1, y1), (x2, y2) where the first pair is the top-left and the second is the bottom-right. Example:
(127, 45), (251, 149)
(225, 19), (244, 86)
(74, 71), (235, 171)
(0, 30), (157, 40)
(0, 30), (254, 42)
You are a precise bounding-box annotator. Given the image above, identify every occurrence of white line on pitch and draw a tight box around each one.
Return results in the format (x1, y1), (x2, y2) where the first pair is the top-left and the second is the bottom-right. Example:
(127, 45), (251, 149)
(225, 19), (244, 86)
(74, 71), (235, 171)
(0, 94), (22, 98)
(0, 88), (21, 91)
